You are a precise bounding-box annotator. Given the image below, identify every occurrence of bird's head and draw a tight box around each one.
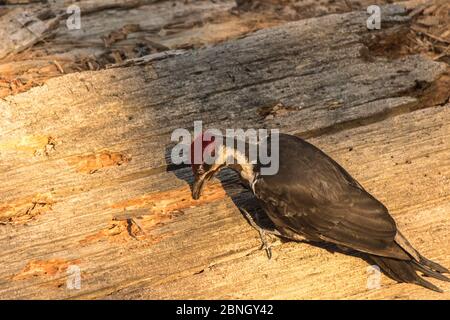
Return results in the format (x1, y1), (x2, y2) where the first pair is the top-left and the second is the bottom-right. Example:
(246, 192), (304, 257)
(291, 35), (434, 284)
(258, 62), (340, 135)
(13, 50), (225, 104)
(191, 132), (222, 200)
(190, 132), (257, 200)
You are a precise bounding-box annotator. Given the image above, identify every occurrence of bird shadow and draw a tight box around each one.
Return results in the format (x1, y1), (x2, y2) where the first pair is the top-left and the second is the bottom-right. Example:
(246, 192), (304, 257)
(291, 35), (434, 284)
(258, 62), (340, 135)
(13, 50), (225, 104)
(164, 144), (375, 268)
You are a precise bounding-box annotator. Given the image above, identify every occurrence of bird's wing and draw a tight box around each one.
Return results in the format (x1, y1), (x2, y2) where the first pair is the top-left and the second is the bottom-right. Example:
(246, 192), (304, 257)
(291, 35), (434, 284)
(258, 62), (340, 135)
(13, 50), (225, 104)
(255, 134), (409, 260)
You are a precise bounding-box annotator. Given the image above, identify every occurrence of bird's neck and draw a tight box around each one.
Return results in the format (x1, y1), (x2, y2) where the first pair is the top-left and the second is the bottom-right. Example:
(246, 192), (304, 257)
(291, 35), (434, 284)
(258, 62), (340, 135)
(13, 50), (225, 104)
(216, 143), (257, 187)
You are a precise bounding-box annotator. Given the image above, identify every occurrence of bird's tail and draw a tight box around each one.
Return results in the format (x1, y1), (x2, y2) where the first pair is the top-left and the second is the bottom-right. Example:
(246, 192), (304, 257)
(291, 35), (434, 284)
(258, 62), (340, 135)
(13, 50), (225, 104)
(370, 254), (450, 292)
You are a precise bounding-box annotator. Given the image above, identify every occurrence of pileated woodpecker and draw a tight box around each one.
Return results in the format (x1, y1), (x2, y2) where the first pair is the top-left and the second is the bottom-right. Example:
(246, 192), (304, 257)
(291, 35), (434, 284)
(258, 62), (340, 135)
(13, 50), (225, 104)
(191, 132), (449, 292)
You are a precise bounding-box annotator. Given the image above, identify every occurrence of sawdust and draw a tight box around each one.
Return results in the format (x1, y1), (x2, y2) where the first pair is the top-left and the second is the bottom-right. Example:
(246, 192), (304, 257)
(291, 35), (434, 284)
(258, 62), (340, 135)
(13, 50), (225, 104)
(67, 151), (131, 174)
(79, 183), (227, 245)
(0, 193), (55, 225)
(12, 258), (80, 281)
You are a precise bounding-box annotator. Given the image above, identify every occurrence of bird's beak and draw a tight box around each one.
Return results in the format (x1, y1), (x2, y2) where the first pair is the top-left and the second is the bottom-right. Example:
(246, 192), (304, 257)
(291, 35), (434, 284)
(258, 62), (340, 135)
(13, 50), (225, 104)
(192, 172), (214, 200)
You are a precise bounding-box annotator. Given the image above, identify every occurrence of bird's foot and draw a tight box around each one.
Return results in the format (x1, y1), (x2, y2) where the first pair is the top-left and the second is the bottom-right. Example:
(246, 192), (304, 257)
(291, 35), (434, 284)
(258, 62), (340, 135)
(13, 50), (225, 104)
(258, 229), (273, 259)
(238, 207), (280, 260)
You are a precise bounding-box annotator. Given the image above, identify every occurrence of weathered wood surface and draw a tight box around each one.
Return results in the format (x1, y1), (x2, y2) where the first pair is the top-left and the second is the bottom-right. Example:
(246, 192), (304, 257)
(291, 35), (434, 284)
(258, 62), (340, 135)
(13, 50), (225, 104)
(0, 0), (273, 98)
(0, 0), (403, 98)
(0, 5), (449, 299)
(0, 6), (61, 60)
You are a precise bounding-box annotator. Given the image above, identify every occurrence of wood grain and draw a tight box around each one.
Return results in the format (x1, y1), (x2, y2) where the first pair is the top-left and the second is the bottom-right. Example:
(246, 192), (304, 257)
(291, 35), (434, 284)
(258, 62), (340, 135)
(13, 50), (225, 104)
(0, 4), (448, 299)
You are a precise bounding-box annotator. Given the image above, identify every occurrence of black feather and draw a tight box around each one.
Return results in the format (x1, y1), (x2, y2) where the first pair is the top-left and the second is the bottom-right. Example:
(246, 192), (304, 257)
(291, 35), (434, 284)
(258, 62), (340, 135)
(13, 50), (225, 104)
(370, 255), (446, 293)
(252, 133), (449, 292)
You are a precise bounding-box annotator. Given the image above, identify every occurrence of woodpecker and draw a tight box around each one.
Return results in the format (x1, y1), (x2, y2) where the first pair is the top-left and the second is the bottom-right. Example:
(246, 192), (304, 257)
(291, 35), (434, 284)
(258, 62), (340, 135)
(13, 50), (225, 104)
(190, 132), (449, 292)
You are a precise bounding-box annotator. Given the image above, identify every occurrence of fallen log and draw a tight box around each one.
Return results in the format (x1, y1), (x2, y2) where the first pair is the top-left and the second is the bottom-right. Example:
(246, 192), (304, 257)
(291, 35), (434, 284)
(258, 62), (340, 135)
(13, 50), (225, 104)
(0, 4), (449, 299)
(0, 0), (400, 98)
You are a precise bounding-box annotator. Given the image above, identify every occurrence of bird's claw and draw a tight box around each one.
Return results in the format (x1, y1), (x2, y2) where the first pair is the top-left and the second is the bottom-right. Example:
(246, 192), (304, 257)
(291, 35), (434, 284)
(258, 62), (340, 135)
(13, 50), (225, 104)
(259, 229), (273, 259)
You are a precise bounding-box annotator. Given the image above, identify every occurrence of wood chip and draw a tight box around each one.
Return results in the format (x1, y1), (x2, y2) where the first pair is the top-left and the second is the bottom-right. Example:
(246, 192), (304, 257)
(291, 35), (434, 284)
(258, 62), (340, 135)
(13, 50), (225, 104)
(412, 26), (450, 44)
(417, 16), (440, 27)
(52, 60), (64, 74)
